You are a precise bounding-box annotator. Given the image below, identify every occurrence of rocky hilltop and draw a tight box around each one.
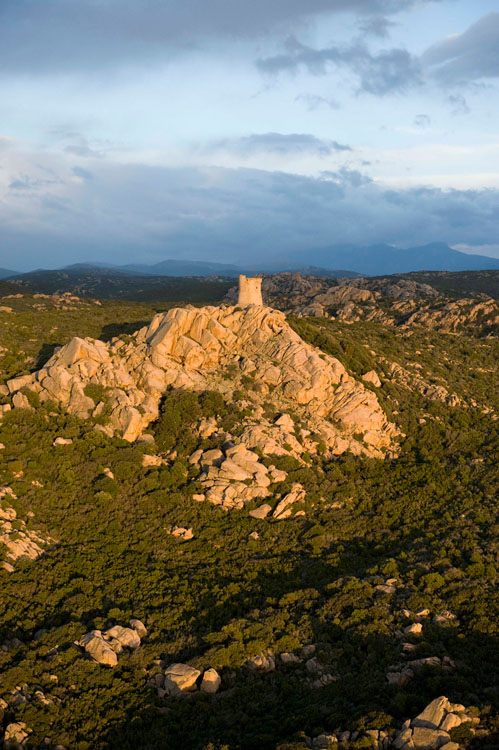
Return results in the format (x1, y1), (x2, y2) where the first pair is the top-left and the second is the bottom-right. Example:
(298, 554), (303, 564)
(226, 273), (499, 335)
(6, 304), (396, 459)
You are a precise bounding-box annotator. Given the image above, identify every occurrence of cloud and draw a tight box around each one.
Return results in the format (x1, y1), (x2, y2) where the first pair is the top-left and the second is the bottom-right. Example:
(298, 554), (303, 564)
(413, 113), (431, 128)
(295, 93), (340, 110)
(212, 133), (352, 157)
(421, 13), (499, 85)
(1, 144), (498, 269)
(0, 0), (444, 74)
(257, 37), (422, 95)
(447, 93), (470, 115)
(72, 166), (94, 181)
(9, 178), (32, 190)
(358, 16), (395, 38)
(65, 145), (104, 159)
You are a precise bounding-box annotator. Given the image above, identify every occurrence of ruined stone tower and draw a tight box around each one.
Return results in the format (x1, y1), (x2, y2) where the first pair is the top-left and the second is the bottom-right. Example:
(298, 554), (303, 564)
(238, 275), (263, 306)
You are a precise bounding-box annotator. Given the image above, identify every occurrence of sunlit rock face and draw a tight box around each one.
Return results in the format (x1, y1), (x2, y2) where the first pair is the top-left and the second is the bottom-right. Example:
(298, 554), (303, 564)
(6, 302), (397, 457)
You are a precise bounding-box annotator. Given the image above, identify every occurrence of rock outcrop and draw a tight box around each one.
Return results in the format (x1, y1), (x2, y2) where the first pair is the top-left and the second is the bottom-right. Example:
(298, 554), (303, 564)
(225, 272), (498, 335)
(0, 486), (54, 572)
(306, 696), (479, 750)
(393, 695), (478, 749)
(76, 620), (144, 666)
(6, 304), (397, 458)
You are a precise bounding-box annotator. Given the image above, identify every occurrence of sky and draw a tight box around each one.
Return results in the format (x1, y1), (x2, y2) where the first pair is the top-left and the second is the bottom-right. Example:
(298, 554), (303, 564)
(1, 0), (499, 270)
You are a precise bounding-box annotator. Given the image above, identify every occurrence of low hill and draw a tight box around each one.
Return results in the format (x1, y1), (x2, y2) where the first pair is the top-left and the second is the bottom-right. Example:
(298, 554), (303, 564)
(0, 268), (18, 279)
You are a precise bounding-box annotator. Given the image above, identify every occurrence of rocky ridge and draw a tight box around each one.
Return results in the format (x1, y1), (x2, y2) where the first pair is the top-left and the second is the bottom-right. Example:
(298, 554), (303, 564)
(6, 304), (397, 463)
(226, 273), (498, 335)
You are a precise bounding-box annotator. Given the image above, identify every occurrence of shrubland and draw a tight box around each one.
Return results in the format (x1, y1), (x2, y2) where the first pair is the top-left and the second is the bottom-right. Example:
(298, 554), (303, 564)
(0, 291), (497, 750)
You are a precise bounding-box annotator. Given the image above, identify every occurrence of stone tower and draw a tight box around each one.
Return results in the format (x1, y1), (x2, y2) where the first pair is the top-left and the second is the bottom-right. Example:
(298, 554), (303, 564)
(238, 275), (263, 306)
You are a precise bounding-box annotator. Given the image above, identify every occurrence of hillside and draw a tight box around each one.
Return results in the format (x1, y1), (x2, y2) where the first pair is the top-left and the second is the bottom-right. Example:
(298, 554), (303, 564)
(0, 284), (497, 750)
(5, 269), (233, 303)
(226, 271), (499, 336)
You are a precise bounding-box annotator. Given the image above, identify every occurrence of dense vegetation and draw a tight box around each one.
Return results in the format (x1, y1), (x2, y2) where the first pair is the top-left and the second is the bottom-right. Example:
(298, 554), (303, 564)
(0, 290), (497, 750)
(5, 269), (233, 303)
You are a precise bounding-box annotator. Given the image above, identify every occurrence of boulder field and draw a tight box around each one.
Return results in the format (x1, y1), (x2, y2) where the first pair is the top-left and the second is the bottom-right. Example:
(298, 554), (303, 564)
(6, 304), (397, 457)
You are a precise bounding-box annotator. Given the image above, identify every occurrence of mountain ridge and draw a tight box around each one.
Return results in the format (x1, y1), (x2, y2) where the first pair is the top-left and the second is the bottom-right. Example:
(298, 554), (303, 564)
(3, 241), (499, 278)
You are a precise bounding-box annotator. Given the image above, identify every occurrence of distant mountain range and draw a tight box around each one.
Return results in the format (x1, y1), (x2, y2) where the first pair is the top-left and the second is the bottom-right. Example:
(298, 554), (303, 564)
(61, 243), (499, 275)
(3, 242), (499, 279)
(287, 242), (499, 275)
(10, 261), (361, 280)
(0, 268), (18, 279)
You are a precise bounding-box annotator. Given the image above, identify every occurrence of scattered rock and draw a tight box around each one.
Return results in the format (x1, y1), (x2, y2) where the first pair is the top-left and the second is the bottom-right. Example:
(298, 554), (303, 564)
(163, 663), (201, 695)
(129, 619), (147, 637)
(105, 625), (141, 650)
(79, 631), (118, 667)
(169, 526), (194, 541)
(246, 652), (275, 672)
(4, 722), (30, 749)
(200, 668), (221, 694)
(362, 370), (382, 387)
(249, 503), (272, 519)
(404, 622), (423, 636)
(142, 454), (164, 467)
(273, 483), (306, 520)
(280, 652), (301, 664)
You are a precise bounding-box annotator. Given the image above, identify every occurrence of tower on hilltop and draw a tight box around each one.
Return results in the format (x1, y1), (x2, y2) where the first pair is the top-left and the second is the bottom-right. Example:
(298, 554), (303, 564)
(238, 275), (263, 306)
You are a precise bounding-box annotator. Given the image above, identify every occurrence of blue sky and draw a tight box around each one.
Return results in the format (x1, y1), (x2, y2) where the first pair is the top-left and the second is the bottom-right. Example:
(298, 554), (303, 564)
(1, 0), (498, 269)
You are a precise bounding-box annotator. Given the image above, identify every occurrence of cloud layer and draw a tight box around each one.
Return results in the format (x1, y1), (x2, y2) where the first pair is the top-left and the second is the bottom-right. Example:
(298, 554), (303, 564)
(421, 12), (499, 84)
(211, 133), (352, 157)
(258, 37), (422, 95)
(0, 0), (441, 73)
(2, 143), (498, 269)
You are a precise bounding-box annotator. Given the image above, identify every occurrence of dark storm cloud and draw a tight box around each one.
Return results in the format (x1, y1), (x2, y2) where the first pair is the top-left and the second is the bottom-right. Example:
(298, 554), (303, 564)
(2, 159), (498, 269)
(257, 37), (422, 95)
(0, 0), (443, 74)
(421, 13), (499, 85)
(213, 133), (352, 156)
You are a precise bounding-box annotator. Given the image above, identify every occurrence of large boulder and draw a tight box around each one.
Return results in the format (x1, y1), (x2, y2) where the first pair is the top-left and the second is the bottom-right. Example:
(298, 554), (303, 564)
(413, 697), (451, 729)
(4, 722), (30, 749)
(163, 663), (201, 695)
(200, 668), (221, 694)
(105, 625), (141, 650)
(79, 631), (118, 667)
